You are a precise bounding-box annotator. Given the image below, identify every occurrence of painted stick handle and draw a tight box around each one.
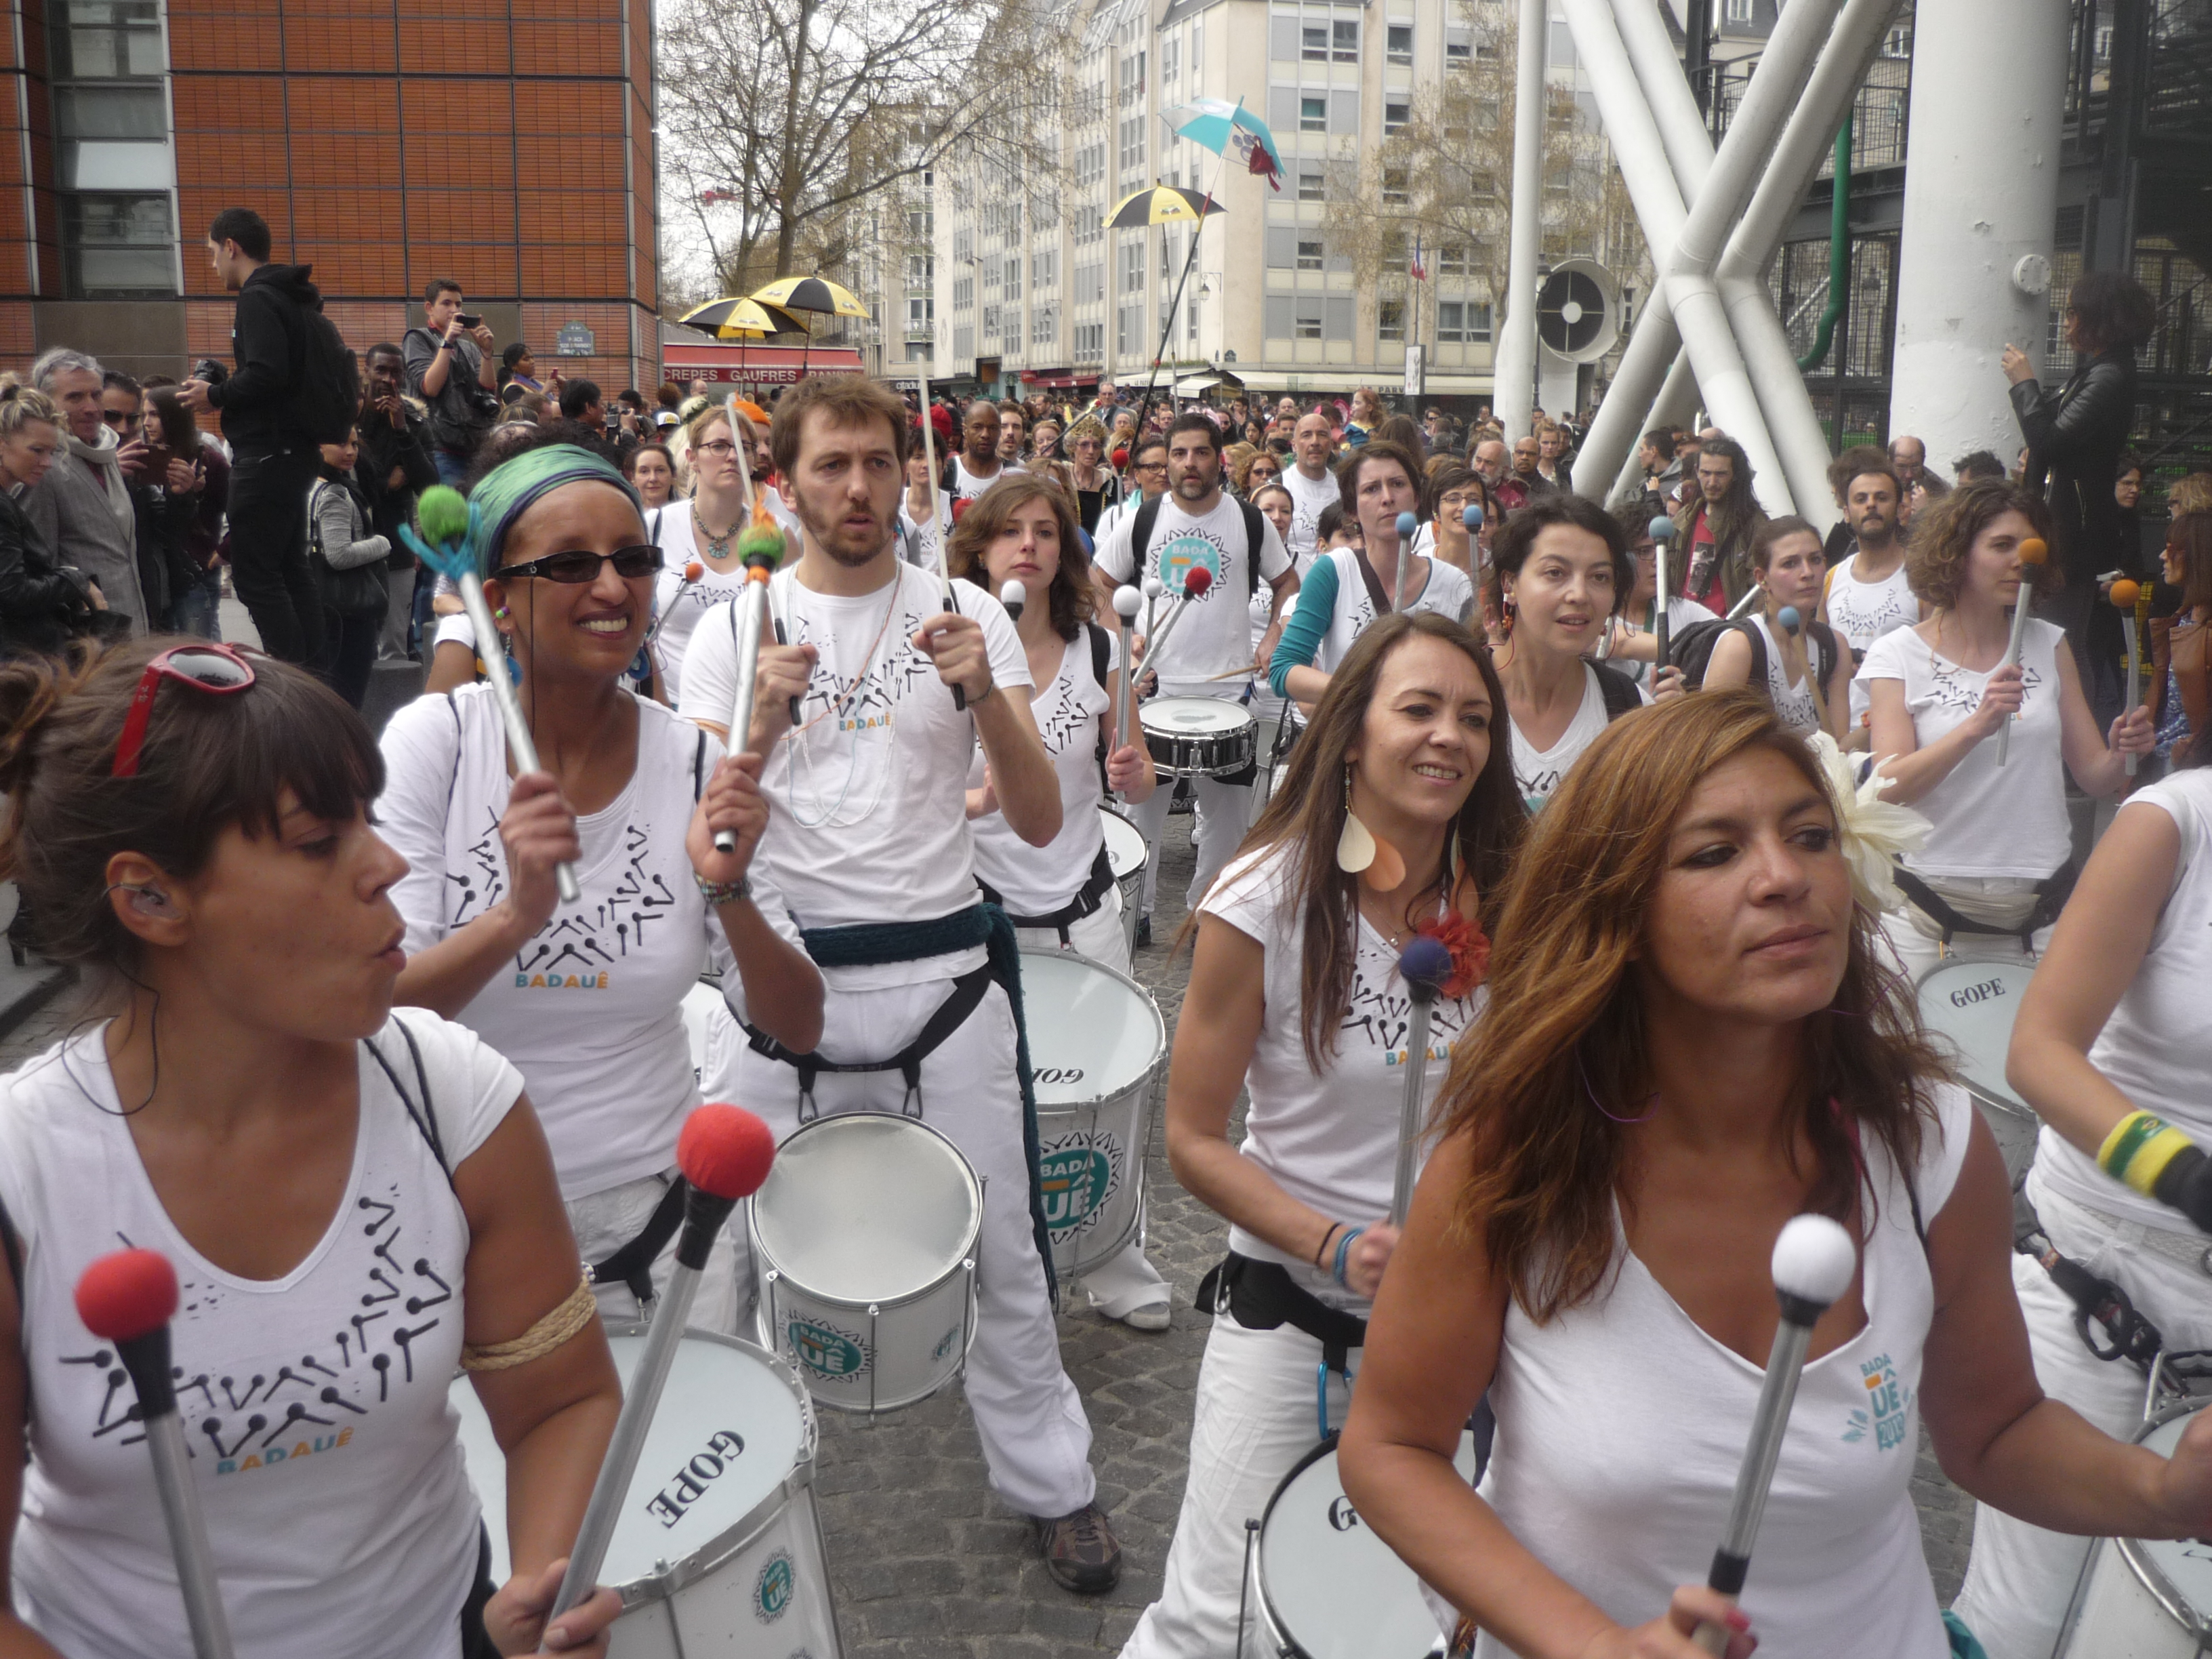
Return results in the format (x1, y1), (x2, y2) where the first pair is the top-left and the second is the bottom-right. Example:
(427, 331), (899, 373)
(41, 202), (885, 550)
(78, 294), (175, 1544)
(2121, 615), (2141, 777)
(459, 571), (579, 905)
(1996, 590), (2034, 767)
(713, 576), (770, 854)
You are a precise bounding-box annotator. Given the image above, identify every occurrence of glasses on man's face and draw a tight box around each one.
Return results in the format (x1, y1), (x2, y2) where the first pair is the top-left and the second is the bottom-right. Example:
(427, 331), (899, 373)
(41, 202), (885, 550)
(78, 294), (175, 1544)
(498, 546), (663, 583)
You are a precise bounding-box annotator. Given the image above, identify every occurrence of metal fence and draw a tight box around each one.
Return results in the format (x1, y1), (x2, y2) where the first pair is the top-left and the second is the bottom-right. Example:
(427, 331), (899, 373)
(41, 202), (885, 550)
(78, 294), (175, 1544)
(1702, 43), (1911, 171)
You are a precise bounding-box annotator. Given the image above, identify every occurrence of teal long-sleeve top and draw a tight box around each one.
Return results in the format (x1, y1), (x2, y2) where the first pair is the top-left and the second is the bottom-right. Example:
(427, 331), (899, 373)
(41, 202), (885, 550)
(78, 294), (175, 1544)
(1267, 554), (1340, 699)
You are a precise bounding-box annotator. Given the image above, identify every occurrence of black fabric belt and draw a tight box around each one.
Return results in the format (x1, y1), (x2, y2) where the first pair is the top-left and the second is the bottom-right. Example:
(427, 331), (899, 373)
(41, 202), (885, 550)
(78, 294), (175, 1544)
(744, 964), (996, 1120)
(978, 843), (1117, 936)
(589, 1176), (686, 1308)
(1196, 1250), (1368, 1376)
(1892, 862), (2077, 951)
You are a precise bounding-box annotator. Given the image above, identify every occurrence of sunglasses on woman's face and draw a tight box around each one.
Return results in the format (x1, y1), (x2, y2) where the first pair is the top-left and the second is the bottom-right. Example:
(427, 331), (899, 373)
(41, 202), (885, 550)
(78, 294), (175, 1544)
(497, 545), (663, 583)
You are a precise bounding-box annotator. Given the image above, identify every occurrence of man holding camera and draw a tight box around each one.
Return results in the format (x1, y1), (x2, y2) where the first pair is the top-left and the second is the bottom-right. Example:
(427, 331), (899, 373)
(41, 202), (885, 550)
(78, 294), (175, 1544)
(357, 342), (439, 659)
(403, 279), (499, 485)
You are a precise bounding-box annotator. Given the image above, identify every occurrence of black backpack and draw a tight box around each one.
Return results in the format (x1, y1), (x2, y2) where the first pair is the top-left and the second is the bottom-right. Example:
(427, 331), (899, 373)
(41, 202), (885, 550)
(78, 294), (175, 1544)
(291, 303), (361, 446)
(1670, 615), (1839, 695)
(1132, 494), (1269, 596)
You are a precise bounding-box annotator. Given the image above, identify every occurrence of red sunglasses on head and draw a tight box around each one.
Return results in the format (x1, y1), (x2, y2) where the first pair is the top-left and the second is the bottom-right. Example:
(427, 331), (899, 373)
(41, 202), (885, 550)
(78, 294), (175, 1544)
(110, 644), (258, 778)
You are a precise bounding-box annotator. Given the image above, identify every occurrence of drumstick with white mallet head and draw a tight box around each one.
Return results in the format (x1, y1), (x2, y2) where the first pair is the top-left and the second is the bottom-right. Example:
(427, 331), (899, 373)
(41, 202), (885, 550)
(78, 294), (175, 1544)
(1390, 935), (1454, 1227)
(1112, 584), (1144, 802)
(914, 372), (966, 712)
(1134, 565), (1214, 691)
(552, 1102), (777, 1621)
(1650, 515), (1677, 670)
(2109, 579), (2144, 777)
(76, 1249), (236, 1659)
(402, 487), (581, 907)
(1688, 1213), (1858, 1655)
(1142, 573), (1164, 643)
(1994, 536), (2048, 766)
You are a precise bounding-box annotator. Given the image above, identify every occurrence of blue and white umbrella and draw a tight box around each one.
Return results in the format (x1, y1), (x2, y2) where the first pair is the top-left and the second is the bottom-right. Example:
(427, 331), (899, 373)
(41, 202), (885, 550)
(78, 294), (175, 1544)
(1161, 98), (1285, 191)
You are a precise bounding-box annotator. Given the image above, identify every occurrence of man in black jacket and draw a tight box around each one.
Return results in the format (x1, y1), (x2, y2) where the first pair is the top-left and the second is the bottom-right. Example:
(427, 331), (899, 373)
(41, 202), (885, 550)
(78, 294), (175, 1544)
(355, 342), (438, 660)
(177, 206), (325, 665)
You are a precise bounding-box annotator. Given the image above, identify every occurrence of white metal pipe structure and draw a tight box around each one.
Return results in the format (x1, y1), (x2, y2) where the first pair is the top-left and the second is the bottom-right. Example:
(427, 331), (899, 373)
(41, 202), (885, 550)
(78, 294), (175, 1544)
(1717, 0), (1902, 528)
(1889, 0), (2072, 467)
(1494, 0), (1547, 441)
(1607, 0), (1713, 203)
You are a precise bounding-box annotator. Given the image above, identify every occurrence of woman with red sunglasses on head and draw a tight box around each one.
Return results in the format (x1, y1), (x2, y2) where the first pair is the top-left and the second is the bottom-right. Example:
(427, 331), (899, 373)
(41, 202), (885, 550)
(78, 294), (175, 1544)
(0, 639), (626, 1659)
(375, 435), (823, 1329)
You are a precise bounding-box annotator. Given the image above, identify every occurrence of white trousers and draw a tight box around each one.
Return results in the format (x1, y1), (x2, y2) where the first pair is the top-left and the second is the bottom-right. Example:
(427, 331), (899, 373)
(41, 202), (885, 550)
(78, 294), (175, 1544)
(1951, 1174), (2212, 1658)
(1011, 895), (1172, 1319)
(731, 971), (1099, 1519)
(1128, 773), (1253, 916)
(567, 1170), (744, 1331)
(1120, 1314), (1355, 1659)
(1881, 884), (2053, 985)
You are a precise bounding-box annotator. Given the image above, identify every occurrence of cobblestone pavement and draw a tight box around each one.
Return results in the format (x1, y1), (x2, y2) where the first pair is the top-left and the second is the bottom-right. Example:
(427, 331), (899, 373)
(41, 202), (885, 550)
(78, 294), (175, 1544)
(0, 810), (1982, 1656)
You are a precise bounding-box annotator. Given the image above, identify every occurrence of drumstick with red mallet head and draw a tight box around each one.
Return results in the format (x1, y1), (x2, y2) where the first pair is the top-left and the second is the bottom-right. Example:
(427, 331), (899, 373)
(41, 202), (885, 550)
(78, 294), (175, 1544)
(1995, 536), (2049, 766)
(77, 1249), (236, 1659)
(2109, 579), (2144, 777)
(552, 1103), (777, 1620)
(1688, 1214), (1857, 1654)
(1390, 935), (1454, 1227)
(1134, 565), (1214, 691)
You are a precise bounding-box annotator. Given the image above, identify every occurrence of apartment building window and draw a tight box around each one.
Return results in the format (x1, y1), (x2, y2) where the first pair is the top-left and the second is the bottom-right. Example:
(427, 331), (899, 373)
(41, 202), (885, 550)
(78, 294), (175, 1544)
(1031, 248), (1058, 286)
(1004, 256), (1021, 298)
(1296, 238), (1322, 272)
(907, 295), (934, 333)
(1724, 0), (1752, 20)
(51, 0), (176, 298)
(1300, 96), (1325, 133)
(1382, 168), (1409, 206)
(1032, 304), (1057, 345)
(1439, 242), (1468, 277)
(1385, 99), (1410, 134)
(1332, 19), (1358, 60)
(1075, 321), (1104, 358)
(907, 253), (933, 284)
(1193, 16), (1203, 78)
(1300, 22), (1328, 60)
(1436, 300), (1492, 342)
(954, 230), (972, 262)
(1162, 34), (1179, 81)
(1378, 300), (1405, 342)
(1120, 241), (1143, 293)
(1295, 304), (1322, 340)
(907, 208), (933, 240)
(982, 304), (1002, 337)
(1297, 167), (1324, 203)
(1387, 22), (1413, 64)
(953, 276), (975, 310)
(1118, 302), (1144, 355)
(1119, 115), (1145, 173)
(1445, 22), (1472, 62)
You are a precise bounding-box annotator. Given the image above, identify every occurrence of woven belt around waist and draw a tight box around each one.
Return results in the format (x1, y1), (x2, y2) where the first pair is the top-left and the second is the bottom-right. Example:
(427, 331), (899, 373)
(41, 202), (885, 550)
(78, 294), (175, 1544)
(1195, 1250), (1368, 1376)
(977, 843), (1116, 934)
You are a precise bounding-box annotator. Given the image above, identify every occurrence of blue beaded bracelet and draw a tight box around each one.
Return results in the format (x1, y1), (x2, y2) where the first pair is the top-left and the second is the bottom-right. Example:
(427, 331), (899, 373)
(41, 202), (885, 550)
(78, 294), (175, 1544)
(1331, 1225), (1367, 1289)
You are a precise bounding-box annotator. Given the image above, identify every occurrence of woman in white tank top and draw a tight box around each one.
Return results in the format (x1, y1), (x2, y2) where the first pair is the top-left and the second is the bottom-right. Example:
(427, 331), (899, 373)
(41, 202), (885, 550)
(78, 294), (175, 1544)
(0, 643), (628, 1659)
(1855, 480), (2152, 982)
(1337, 694), (2212, 1659)
(1701, 517), (1853, 742)
(1954, 735), (2212, 1658)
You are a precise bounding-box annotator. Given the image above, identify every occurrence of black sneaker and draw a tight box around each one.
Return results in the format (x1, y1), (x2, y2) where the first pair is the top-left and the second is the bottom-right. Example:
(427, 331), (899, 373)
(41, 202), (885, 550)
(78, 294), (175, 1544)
(1034, 1502), (1122, 1593)
(1134, 914), (1152, 948)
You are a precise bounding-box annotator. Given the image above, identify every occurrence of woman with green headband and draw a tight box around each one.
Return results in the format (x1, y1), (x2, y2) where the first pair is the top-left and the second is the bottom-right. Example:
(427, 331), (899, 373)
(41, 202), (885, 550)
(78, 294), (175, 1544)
(374, 436), (823, 1322)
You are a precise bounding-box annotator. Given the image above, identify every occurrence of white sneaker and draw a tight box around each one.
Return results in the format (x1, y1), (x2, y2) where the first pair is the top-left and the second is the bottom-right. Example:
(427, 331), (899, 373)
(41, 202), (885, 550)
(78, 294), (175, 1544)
(1112, 1299), (1171, 1332)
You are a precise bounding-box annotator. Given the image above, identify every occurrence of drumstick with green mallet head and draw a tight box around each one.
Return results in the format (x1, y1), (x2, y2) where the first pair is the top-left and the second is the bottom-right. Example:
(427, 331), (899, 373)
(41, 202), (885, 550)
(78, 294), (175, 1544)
(1689, 1214), (1858, 1655)
(1995, 536), (2048, 766)
(401, 485), (580, 905)
(2109, 579), (2144, 777)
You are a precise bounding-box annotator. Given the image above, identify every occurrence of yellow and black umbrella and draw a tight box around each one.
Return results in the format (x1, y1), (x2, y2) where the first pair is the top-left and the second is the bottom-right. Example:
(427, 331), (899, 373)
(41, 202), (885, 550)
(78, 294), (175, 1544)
(680, 295), (811, 337)
(751, 275), (870, 321)
(1105, 185), (1227, 230)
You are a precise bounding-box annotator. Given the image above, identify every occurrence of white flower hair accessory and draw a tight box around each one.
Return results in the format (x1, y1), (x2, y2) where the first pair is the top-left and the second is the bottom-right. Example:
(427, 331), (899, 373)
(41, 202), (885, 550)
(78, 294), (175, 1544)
(1805, 732), (1929, 915)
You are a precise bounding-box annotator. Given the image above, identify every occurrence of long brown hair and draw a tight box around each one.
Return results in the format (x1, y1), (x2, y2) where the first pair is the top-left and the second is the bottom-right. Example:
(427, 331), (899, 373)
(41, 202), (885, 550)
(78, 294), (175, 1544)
(945, 472), (1092, 642)
(1212, 613), (1525, 1069)
(1437, 691), (1944, 1322)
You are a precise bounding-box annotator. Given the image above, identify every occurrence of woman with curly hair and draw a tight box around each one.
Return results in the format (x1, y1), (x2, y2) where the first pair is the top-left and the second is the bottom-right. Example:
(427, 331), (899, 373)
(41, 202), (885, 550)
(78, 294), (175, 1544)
(1855, 478), (2151, 979)
(1340, 691), (2212, 1659)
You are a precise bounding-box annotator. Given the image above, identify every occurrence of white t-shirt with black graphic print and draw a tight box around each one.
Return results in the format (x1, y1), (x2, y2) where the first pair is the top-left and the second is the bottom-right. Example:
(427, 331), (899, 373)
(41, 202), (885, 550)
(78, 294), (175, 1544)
(0, 1011), (518, 1659)
(968, 629), (1115, 916)
(677, 562), (1032, 992)
(1094, 492), (1292, 695)
(1201, 840), (1486, 1311)
(1282, 464), (1338, 567)
(378, 687), (776, 1200)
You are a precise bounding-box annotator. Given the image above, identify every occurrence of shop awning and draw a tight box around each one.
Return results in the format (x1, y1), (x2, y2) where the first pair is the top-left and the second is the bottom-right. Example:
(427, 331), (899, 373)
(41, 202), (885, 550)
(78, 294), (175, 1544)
(662, 343), (866, 388)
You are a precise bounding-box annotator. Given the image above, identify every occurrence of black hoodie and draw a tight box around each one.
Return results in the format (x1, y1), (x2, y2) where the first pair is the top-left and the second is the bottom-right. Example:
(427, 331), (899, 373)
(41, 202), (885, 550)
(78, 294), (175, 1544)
(207, 262), (321, 456)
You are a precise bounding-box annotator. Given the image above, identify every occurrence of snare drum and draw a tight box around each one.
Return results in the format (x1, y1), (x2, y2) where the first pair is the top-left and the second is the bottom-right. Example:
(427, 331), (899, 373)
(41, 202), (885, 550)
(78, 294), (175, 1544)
(1142, 696), (1258, 778)
(1917, 959), (2038, 1178)
(2057, 1398), (2212, 1655)
(451, 1328), (842, 1658)
(1100, 806), (1148, 958)
(1254, 1432), (1479, 1658)
(750, 1112), (982, 1414)
(1021, 949), (1166, 1279)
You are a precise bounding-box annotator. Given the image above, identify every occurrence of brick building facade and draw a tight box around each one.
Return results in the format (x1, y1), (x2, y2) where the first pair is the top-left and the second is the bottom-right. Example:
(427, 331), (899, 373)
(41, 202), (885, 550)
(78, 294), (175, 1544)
(0, 0), (659, 402)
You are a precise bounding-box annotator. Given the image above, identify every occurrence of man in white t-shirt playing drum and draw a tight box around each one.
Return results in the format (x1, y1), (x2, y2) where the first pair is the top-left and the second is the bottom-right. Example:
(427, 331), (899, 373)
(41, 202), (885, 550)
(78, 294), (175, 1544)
(1818, 453), (1922, 731)
(674, 375), (1124, 1595)
(1097, 411), (1298, 936)
(1282, 408), (1339, 569)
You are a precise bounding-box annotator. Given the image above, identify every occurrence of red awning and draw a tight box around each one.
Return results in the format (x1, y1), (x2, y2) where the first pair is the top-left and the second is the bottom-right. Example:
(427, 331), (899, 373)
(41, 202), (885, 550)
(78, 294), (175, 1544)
(662, 344), (866, 388)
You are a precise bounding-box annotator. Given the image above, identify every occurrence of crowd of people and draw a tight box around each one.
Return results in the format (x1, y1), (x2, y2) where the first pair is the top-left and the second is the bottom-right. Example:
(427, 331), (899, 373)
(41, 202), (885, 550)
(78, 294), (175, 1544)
(0, 205), (2207, 1659)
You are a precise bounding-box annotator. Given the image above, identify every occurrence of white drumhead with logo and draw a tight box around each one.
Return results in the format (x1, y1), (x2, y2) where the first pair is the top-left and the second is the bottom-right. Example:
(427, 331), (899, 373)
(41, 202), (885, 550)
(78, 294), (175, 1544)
(1141, 695), (1254, 739)
(1915, 960), (2034, 1115)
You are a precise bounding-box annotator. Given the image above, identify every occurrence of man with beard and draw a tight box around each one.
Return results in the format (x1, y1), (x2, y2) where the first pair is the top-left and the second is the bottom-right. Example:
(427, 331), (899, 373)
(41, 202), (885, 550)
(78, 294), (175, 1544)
(1671, 434), (1765, 611)
(674, 375), (1124, 1595)
(1816, 453), (1920, 731)
(1282, 407), (1338, 567)
(1473, 436), (1525, 513)
(1097, 411), (1296, 932)
(949, 398), (1010, 503)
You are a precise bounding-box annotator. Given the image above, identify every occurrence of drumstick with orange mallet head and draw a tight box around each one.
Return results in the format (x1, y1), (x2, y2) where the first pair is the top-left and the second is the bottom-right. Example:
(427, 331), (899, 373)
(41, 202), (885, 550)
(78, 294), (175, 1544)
(1996, 536), (2049, 766)
(552, 1103), (777, 1621)
(77, 1249), (236, 1659)
(2109, 578), (2144, 777)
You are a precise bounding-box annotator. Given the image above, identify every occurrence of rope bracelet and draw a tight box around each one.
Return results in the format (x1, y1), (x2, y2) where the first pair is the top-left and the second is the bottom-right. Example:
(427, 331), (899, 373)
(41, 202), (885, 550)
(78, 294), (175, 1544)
(1331, 1225), (1368, 1290)
(695, 872), (752, 907)
(459, 1273), (598, 1372)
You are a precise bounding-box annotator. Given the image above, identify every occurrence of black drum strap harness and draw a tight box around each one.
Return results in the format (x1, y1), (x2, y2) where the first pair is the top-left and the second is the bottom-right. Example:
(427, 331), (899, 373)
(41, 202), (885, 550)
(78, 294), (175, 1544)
(975, 844), (1118, 947)
(1893, 863), (2078, 953)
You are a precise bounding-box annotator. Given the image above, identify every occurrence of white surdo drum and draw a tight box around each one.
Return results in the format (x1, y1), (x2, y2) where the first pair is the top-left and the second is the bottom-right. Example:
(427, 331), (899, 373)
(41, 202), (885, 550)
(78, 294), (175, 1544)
(2058, 1397), (2212, 1656)
(1100, 806), (1149, 958)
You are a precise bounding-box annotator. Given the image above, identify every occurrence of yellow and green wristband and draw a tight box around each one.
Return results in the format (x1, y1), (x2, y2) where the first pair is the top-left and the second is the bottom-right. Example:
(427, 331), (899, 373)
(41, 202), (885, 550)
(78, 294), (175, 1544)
(2098, 1110), (2212, 1231)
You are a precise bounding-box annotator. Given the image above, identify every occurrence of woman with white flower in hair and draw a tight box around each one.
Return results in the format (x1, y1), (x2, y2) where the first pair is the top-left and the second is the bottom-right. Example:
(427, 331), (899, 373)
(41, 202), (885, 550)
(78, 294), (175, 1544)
(1337, 692), (2212, 1659)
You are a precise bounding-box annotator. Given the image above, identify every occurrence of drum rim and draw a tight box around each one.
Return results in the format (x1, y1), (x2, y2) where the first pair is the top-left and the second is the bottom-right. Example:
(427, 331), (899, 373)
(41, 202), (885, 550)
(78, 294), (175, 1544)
(1253, 1433), (1346, 1656)
(2074, 1398), (2212, 1642)
(1139, 696), (1260, 731)
(586, 1325), (825, 1608)
(1912, 957), (2036, 1118)
(751, 1111), (984, 1305)
(1017, 947), (1168, 1111)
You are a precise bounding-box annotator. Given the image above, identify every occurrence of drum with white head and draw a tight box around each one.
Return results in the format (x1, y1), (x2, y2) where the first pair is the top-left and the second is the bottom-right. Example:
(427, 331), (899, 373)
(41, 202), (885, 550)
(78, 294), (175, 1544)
(450, 1328), (842, 1658)
(750, 1113), (982, 1414)
(1100, 806), (1148, 959)
(2057, 1395), (2212, 1656)
(1915, 959), (2039, 1182)
(1141, 696), (1258, 778)
(1021, 949), (1166, 1280)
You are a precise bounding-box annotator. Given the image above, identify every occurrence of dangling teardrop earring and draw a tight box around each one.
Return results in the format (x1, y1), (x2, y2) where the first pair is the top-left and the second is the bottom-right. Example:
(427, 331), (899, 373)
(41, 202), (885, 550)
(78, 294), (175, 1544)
(1336, 764), (1406, 890)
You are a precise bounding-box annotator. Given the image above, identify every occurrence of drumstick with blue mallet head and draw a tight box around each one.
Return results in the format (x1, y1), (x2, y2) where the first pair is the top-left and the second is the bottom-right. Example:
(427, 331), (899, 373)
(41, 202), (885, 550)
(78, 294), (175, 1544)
(914, 370), (966, 711)
(1390, 935), (1454, 1227)
(552, 1102), (777, 1622)
(1134, 565), (1214, 691)
(1650, 516), (1677, 669)
(1995, 536), (2048, 766)
(401, 485), (581, 905)
(1393, 512), (1421, 613)
(2109, 578), (2144, 777)
(77, 1248), (236, 1659)
(1771, 605), (1829, 731)
(1688, 1213), (1858, 1655)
